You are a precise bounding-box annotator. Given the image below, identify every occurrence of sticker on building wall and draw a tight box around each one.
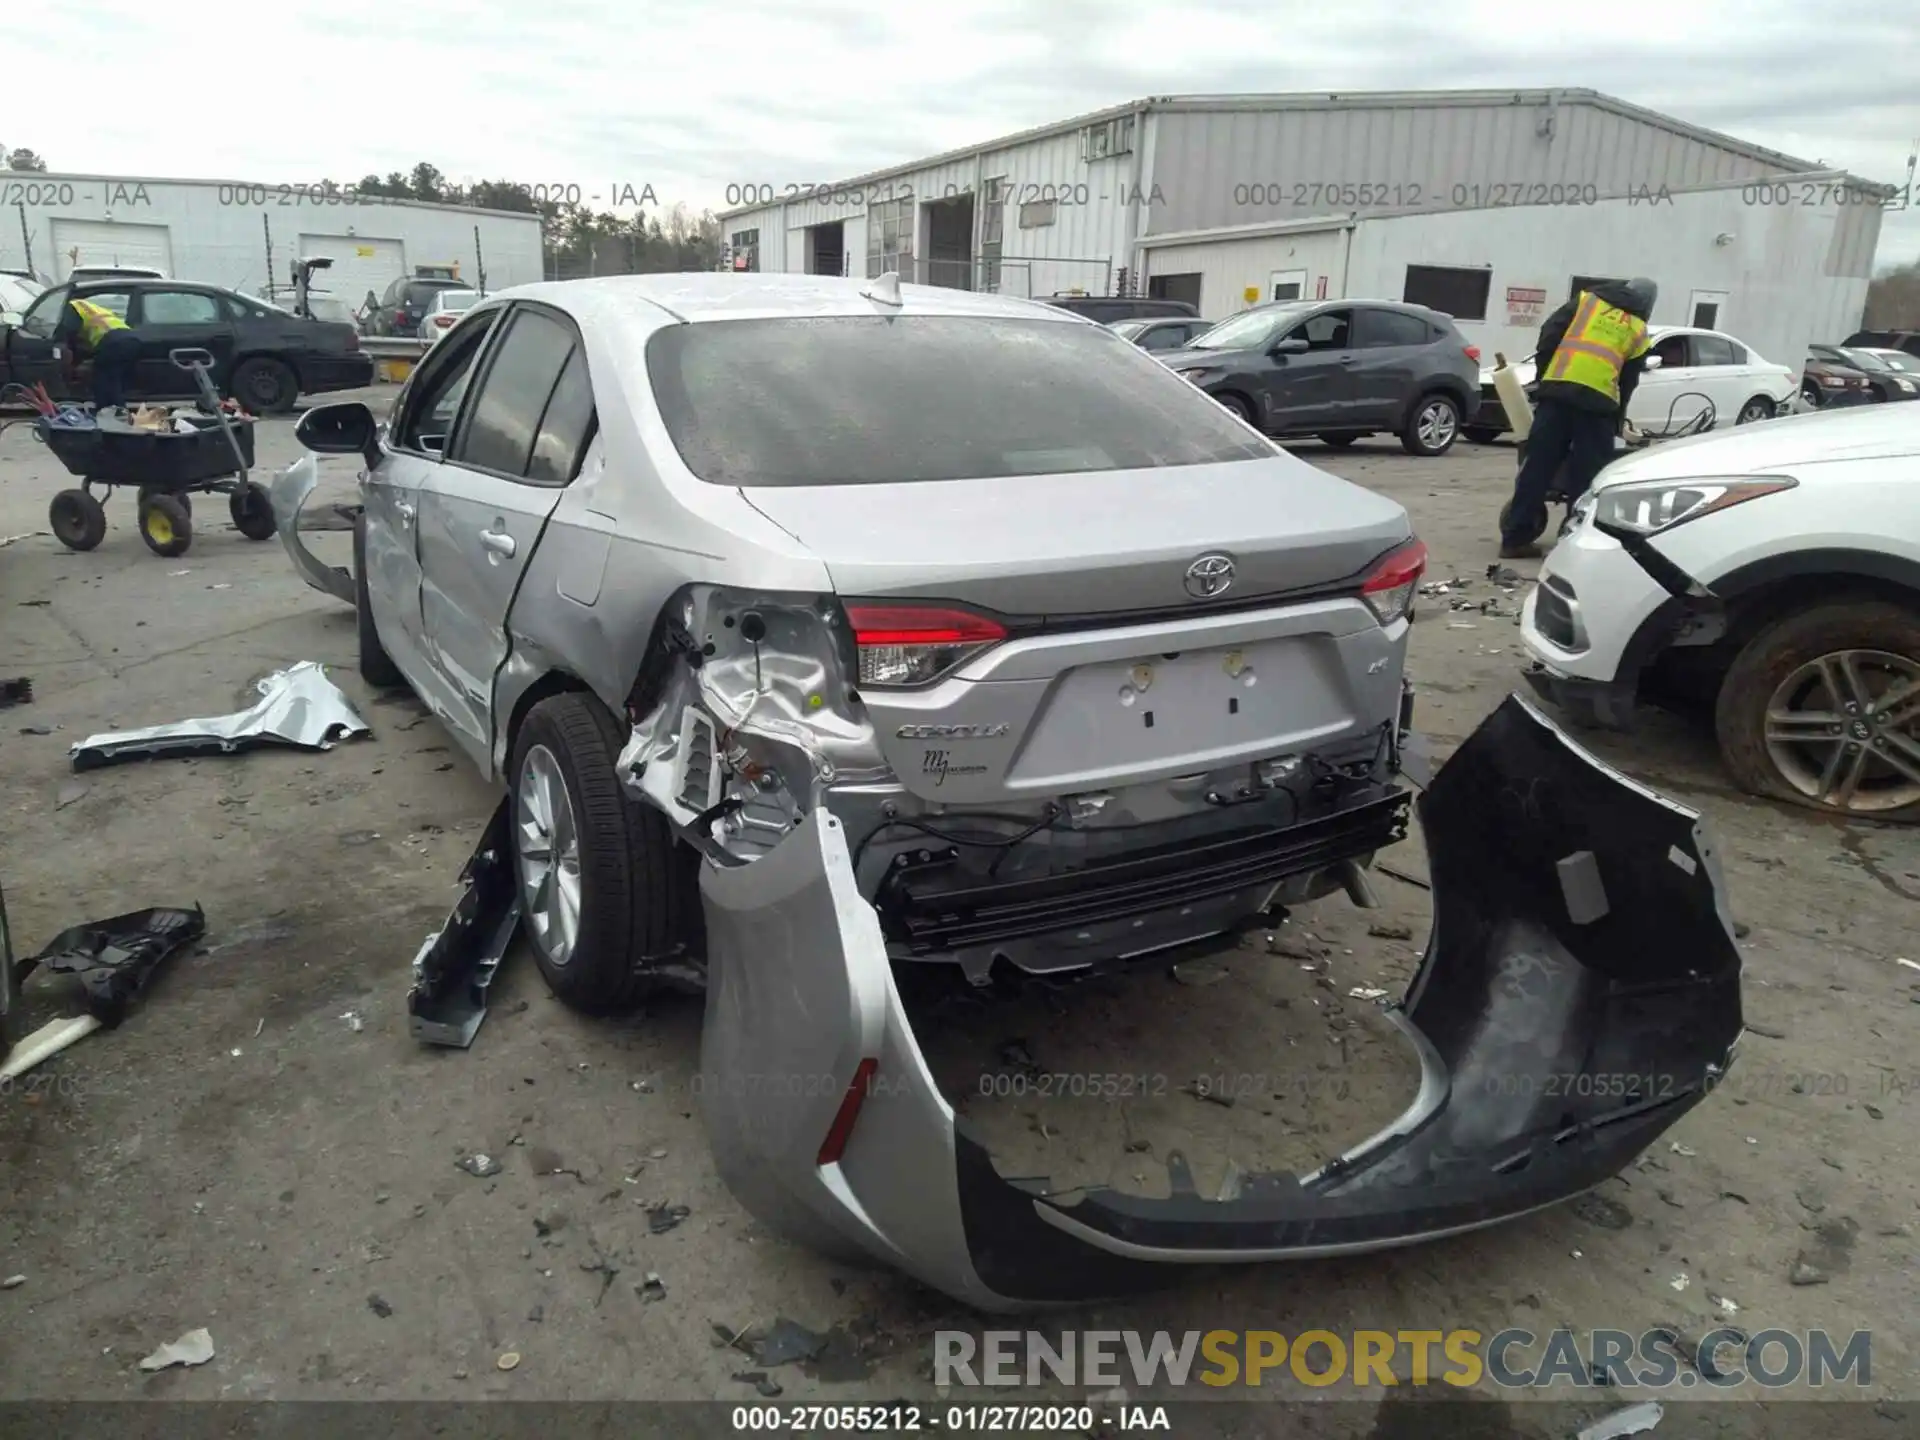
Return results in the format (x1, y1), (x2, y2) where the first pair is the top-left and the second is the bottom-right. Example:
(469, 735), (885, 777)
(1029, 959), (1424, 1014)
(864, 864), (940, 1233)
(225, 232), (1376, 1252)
(1506, 286), (1547, 325)
(1243, 286), (1260, 305)
(355, 245), (376, 258)
(1316, 275), (1328, 299)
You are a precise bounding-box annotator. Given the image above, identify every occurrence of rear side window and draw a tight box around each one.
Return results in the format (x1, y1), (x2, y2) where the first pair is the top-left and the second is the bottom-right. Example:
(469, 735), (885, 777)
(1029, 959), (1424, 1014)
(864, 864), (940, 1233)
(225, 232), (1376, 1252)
(454, 307), (577, 476)
(526, 349), (597, 485)
(1355, 309), (1434, 348)
(1692, 335), (1737, 366)
(648, 316), (1272, 486)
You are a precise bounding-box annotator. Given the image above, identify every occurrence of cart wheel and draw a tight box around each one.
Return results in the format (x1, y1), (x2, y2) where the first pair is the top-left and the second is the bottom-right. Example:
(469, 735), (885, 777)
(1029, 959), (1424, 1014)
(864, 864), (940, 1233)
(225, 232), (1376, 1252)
(229, 482), (277, 541)
(138, 486), (190, 516)
(138, 494), (193, 558)
(49, 489), (107, 552)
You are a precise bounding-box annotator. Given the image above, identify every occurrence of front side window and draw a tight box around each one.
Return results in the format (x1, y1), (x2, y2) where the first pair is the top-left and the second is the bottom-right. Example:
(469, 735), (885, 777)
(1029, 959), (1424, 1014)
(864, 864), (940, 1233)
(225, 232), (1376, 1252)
(1188, 304), (1311, 351)
(453, 307), (577, 476)
(397, 311), (501, 451)
(646, 315), (1272, 487)
(1287, 310), (1352, 350)
(21, 285), (72, 337)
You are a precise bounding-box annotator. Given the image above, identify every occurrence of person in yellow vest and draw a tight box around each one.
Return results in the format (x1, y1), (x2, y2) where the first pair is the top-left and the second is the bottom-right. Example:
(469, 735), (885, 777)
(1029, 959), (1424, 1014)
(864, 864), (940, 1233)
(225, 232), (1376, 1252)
(55, 292), (143, 410)
(1499, 277), (1658, 559)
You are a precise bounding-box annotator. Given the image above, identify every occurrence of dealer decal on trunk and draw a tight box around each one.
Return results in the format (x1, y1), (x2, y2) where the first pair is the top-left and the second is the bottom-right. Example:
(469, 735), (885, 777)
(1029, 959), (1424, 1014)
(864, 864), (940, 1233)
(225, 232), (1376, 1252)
(922, 749), (990, 785)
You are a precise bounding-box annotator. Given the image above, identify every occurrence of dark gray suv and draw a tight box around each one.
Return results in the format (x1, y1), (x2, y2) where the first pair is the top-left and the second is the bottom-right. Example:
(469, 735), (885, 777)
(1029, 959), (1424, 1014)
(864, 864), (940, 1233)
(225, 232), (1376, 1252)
(1156, 299), (1482, 456)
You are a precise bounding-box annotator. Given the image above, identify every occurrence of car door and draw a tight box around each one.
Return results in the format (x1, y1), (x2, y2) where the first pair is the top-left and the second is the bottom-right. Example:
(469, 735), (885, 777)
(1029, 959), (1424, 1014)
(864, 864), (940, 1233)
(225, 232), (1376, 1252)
(1347, 307), (1428, 425)
(415, 303), (586, 770)
(1684, 332), (1752, 420)
(1263, 307), (1354, 431)
(3, 284), (75, 395)
(1631, 331), (1696, 434)
(128, 287), (233, 398)
(369, 308), (506, 727)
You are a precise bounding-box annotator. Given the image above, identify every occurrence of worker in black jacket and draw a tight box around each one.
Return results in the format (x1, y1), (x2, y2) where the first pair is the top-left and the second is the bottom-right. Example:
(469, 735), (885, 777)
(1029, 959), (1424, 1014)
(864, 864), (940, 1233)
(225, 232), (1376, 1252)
(1499, 277), (1658, 558)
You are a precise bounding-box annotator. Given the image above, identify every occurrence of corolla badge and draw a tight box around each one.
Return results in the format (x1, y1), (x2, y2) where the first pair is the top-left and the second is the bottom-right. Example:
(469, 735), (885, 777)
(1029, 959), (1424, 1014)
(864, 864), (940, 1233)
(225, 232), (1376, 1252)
(1184, 552), (1236, 599)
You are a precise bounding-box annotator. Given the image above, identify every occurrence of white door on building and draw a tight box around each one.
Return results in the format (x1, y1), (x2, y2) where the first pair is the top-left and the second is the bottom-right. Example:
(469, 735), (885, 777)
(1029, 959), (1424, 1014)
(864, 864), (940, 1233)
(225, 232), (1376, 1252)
(1269, 269), (1308, 302)
(1687, 289), (1730, 331)
(49, 219), (173, 279)
(299, 234), (407, 316)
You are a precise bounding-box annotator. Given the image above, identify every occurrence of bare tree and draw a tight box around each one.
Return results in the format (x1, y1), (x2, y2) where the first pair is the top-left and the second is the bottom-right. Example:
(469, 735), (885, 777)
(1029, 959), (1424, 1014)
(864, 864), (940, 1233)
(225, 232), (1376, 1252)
(3, 147), (48, 171)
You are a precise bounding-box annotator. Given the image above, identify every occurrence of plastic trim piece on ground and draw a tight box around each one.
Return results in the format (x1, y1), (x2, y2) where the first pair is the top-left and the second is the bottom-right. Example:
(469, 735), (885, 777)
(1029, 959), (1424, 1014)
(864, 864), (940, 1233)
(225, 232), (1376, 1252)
(408, 797), (521, 1048)
(270, 455), (356, 606)
(69, 662), (370, 771)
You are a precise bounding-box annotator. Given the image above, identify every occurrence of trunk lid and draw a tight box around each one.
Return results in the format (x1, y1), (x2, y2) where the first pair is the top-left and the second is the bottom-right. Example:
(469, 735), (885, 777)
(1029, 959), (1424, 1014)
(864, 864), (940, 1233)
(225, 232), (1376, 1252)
(741, 453), (1410, 618)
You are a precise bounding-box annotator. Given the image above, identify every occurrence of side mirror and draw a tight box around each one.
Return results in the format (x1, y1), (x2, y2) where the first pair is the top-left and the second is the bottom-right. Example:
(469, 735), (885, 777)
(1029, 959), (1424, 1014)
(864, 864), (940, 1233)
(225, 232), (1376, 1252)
(1644, 354), (1664, 370)
(1271, 337), (1310, 355)
(295, 401), (380, 468)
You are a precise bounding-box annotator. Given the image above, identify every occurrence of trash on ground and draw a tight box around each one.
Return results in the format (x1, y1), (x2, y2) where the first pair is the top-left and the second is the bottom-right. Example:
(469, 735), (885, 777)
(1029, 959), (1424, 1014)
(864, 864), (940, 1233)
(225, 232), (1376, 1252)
(457, 1153), (504, 1178)
(1170, 958), (1229, 986)
(19, 723), (55, 734)
(1668, 1273), (1689, 1291)
(0, 677), (32, 708)
(1348, 986), (1389, 1000)
(0, 1015), (105, 1083)
(1, 1275), (24, 1290)
(138, 1327), (215, 1372)
(1896, 958), (1920, 973)
(0, 532), (49, 548)
(1486, 564), (1526, 586)
(18, 905), (206, 1026)
(409, 796), (520, 1049)
(638, 1272), (667, 1303)
(1669, 1143), (1696, 1157)
(1576, 1400), (1664, 1440)
(647, 1203), (691, 1234)
(751, 1317), (829, 1368)
(340, 1011), (363, 1032)
(1710, 1295), (1739, 1314)
(69, 662), (370, 771)
(1366, 922), (1414, 941)
(368, 1294), (393, 1317)
(497, 1351), (521, 1371)
(734, 1371), (784, 1397)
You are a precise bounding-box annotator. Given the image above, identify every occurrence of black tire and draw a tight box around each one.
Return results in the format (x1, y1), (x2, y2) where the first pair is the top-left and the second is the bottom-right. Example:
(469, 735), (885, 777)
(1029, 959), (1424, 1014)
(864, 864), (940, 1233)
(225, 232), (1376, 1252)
(229, 481), (277, 540)
(1401, 392), (1461, 456)
(1714, 601), (1920, 821)
(1317, 433), (1358, 449)
(1463, 426), (1504, 445)
(137, 493), (192, 557)
(1216, 392), (1258, 427)
(49, 489), (106, 551)
(510, 692), (696, 1013)
(138, 486), (190, 516)
(1735, 396), (1776, 425)
(1800, 382), (1823, 410)
(351, 515), (405, 688)
(230, 356), (299, 415)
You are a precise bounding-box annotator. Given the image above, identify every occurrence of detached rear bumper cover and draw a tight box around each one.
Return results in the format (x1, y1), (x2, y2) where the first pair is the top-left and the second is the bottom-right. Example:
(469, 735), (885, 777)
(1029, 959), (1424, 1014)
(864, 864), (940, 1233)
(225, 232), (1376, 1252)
(697, 694), (1744, 1310)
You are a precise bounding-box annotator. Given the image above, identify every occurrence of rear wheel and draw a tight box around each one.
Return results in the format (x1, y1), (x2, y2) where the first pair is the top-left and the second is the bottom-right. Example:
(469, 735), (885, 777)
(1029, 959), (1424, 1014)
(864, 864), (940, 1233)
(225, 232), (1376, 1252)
(510, 693), (696, 1013)
(231, 356), (298, 415)
(1800, 382), (1823, 410)
(137, 494), (192, 557)
(1736, 396), (1775, 425)
(229, 481), (277, 540)
(1401, 392), (1461, 456)
(352, 515), (405, 688)
(1714, 602), (1920, 820)
(137, 486), (190, 516)
(1215, 392), (1258, 427)
(49, 489), (107, 551)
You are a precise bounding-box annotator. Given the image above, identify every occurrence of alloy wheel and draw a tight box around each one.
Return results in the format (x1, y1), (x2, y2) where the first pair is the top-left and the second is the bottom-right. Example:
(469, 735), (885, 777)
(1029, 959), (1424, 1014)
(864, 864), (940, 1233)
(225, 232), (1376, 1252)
(515, 744), (583, 965)
(1761, 648), (1920, 812)
(1416, 399), (1457, 450)
(1738, 400), (1771, 425)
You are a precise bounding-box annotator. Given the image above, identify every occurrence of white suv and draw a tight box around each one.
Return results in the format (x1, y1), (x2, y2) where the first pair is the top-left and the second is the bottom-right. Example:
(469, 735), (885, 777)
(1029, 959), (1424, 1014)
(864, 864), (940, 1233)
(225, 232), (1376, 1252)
(1519, 402), (1920, 820)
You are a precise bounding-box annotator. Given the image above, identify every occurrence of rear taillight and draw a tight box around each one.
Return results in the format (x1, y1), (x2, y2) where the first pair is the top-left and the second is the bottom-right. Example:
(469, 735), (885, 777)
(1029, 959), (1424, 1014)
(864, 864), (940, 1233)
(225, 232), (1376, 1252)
(845, 603), (1007, 687)
(816, 1057), (879, 1166)
(394, 308), (407, 326)
(345, 331), (360, 351)
(1359, 538), (1428, 625)
(1463, 345), (1481, 363)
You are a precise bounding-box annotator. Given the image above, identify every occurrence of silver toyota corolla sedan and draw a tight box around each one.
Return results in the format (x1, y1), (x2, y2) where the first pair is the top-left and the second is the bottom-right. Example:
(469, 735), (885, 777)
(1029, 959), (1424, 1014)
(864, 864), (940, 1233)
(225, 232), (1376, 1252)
(274, 272), (1743, 1310)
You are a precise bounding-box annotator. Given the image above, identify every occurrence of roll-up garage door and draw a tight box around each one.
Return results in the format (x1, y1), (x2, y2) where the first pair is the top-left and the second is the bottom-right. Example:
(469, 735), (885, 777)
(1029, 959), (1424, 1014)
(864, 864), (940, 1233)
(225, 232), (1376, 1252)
(50, 219), (174, 279)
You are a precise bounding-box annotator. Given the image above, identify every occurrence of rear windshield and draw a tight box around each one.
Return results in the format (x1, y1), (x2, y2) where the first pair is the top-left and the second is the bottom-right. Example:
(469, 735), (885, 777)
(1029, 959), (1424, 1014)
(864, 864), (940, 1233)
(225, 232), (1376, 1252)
(646, 315), (1273, 486)
(407, 281), (464, 303)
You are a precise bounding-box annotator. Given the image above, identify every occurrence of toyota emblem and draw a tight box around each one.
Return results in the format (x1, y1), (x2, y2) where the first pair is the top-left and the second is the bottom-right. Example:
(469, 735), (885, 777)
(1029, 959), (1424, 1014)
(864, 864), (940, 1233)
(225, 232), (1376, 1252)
(1184, 553), (1236, 599)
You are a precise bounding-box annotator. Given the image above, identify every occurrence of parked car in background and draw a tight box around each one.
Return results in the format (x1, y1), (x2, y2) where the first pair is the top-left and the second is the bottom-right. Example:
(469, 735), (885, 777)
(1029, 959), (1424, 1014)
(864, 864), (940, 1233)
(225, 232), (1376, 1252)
(1154, 299), (1480, 456)
(1520, 402), (1920, 820)
(68, 264), (167, 285)
(1844, 328), (1920, 358)
(1468, 324), (1798, 441)
(1807, 344), (1919, 403)
(0, 278), (372, 413)
(373, 274), (477, 337)
(1108, 315), (1213, 352)
(420, 288), (483, 343)
(1799, 354), (1875, 411)
(1040, 294), (1199, 324)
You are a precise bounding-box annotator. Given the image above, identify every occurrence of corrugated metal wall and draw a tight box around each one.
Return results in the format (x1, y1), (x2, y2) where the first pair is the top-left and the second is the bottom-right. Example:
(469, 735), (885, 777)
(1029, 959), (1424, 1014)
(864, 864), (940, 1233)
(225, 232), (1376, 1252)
(1143, 98), (1806, 237)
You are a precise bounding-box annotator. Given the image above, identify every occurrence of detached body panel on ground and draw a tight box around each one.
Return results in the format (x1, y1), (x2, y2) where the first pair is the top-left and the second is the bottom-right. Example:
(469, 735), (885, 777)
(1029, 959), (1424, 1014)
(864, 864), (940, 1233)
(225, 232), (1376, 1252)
(277, 271), (1747, 1306)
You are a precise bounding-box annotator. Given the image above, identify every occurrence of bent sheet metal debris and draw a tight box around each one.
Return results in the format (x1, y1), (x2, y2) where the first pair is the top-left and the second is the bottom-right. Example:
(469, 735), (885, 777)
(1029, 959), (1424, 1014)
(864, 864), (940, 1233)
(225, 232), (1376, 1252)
(70, 662), (370, 770)
(408, 798), (521, 1048)
(668, 694), (1743, 1310)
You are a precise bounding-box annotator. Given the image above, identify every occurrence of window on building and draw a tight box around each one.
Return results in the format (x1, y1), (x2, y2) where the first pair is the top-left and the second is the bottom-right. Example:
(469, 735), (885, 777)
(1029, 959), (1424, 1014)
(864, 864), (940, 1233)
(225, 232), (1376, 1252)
(1402, 265), (1491, 321)
(1691, 334), (1738, 367)
(866, 197), (912, 278)
(1148, 273), (1202, 310)
(729, 229), (759, 272)
(979, 177), (1006, 291)
(1018, 199), (1057, 229)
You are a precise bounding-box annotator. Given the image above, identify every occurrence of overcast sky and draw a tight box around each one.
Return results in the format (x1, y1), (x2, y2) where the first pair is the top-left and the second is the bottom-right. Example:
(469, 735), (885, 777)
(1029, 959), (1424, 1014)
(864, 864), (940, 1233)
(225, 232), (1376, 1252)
(8, 0), (1917, 266)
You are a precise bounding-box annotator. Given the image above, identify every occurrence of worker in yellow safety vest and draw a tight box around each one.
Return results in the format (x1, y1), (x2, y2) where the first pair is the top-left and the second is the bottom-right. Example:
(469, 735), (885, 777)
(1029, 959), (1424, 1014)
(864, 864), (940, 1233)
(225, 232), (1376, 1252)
(55, 292), (143, 410)
(1499, 276), (1658, 558)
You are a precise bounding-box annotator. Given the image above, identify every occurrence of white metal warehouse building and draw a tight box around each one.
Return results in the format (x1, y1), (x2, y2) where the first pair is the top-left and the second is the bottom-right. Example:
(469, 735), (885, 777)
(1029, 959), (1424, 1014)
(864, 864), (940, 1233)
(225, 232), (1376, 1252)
(718, 88), (1889, 370)
(0, 174), (544, 306)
